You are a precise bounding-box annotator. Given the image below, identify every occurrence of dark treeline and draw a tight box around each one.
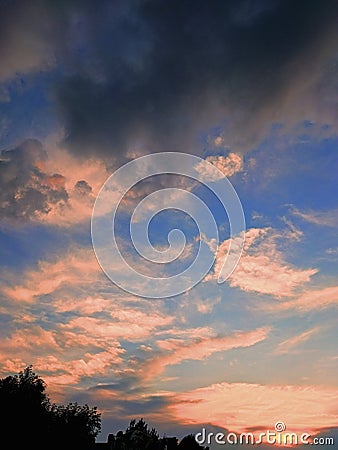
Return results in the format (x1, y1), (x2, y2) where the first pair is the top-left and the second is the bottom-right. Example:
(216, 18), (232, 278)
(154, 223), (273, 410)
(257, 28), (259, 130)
(0, 366), (101, 449)
(0, 367), (208, 450)
(103, 417), (208, 450)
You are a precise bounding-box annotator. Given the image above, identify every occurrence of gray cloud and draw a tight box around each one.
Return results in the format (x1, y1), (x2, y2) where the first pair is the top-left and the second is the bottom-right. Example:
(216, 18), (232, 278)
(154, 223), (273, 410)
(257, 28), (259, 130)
(0, 0), (56, 82)
(0, 139), (69, 221)
(53, 0), (338, 159)
(1, 0), (337, 162)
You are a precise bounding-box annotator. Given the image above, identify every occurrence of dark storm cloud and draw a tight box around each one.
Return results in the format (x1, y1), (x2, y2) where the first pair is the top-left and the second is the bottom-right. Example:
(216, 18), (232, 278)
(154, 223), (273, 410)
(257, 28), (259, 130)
(53, 0), (338, 159)
(74, 179), (92, 196)
(0, 139), (68, 221)
(1, 0), (337, 161)
(0, 0), (57, 81)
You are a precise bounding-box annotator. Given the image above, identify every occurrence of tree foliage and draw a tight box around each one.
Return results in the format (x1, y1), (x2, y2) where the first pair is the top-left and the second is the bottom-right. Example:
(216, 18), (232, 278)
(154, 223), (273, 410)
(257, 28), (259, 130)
(110, 418), (160, 450)
(109, 419), (209, 450)
(0, 366), (101, 450)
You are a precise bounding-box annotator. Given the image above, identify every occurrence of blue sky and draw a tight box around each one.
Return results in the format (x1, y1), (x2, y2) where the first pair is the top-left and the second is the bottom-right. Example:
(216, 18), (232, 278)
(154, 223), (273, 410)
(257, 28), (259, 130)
(0, 0), (337, 445)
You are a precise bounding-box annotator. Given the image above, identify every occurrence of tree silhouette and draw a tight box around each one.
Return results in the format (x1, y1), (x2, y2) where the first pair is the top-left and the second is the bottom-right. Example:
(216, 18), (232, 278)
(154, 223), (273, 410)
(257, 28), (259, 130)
(0, 366), (101, 450)
(111, 418), (160, 450)
(49, 401), (101, 449)
(0, 366), (50, 447)
(108, 419), (209, 450)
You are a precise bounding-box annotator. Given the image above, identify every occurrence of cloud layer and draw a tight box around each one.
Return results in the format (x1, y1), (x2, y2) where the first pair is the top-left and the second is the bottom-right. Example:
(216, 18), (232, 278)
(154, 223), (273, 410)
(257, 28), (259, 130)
(173, 381), (338, 436)
(207, 227), (317, 297)
(1, 0), (337, 160)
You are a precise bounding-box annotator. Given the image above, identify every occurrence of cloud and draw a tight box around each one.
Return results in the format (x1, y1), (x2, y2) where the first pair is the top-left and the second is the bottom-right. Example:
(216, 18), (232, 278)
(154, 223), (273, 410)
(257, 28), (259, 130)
(0, 320), (126, 389)
(141, 327), (269, 379)
(62, 310), (174, 342)
(0, 1), (56, 82)
(0, 242), (183, 392)
(172, 381), (338, 436)
(326, 247), (338, 255)
(206, 227), (317, 297)
(274, 327), (321, 355)
(195, 153), (243, 181)
(0, 139), (68, 221)
(2, 246), (100, 303)
(42, 349), (126, 386)
(0, 240), (177, 319)
(0, 326), (59, 354)
(0, 138), (111, 225)
(196, 296), (221, 314)
(270, 286), (338, 313)
(229, 254), (316, 297)
(0, 0), (334, 158)
(2, 347), (126, 389)
(291, 206), (338, 227)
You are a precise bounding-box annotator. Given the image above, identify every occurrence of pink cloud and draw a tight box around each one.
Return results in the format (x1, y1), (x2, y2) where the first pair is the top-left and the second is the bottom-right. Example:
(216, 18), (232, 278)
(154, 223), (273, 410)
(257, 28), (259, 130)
(291, 206), (338, 227)
(62, 309), (174, 341)
(206, 228), (317, 297)
(2, 246), (101, 303)
(229, 254), (316, 297)
(143, 327), (269, 379)
(0, 344), (125, 391)
(171, 381), (338, 436)
(195, 153), (243, 181)
(53, 296), (111, 315)
(0, 317), (126, 392)
(155, 326), (215, 340)
(0, 326), (59, 354)
(268, 285), (338, 312)
(37, 347), (125, 387)
(274, 327), (321, 355)
(37, 144), (110, 226)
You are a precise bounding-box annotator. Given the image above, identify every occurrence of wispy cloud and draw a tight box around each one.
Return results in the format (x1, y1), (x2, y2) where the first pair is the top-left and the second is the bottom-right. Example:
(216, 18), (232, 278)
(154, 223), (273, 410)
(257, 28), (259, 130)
(206, 227), (317, 297)
(2, 246), (101, 303)
(62, 310), (174, 342)
(269, 286), (338, 312)
(172, 381), (338, 436)
(141, 327), (269, 380)
(291, 206), (338, 227)
(274, 327), (321, 355)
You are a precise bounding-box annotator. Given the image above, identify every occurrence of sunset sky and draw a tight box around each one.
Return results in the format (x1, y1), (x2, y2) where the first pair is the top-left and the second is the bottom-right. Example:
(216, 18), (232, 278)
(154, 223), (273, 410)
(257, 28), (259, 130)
(0, 0), (338, 446)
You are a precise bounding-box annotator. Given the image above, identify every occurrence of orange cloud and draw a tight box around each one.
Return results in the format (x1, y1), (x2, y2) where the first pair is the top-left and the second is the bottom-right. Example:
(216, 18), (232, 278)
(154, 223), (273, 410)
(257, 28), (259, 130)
(42, 173), (66, 190)
(0, 336), (125, 391)
(291, 206), (338, 227)
(206, 228), (317, 297)
(0, 326), (59, 353)
(172, 381), (338, 437)
(229, 254), (316, 297)
(143, 327), (269, 379)
(53, 296), (111, 315)
(31, 141), (110, 227)
(2, 246), (101, 303)
(33, 347), (126, 389)
(274, 327), (321, 355)
(274, 286), (338, 312)
(62, 308), (174, 342)
(195, 153), (243, 181)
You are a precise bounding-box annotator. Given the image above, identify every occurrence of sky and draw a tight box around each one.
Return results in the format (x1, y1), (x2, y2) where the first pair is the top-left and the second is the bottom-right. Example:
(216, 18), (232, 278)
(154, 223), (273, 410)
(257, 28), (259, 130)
(0, 0), (338, 446)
